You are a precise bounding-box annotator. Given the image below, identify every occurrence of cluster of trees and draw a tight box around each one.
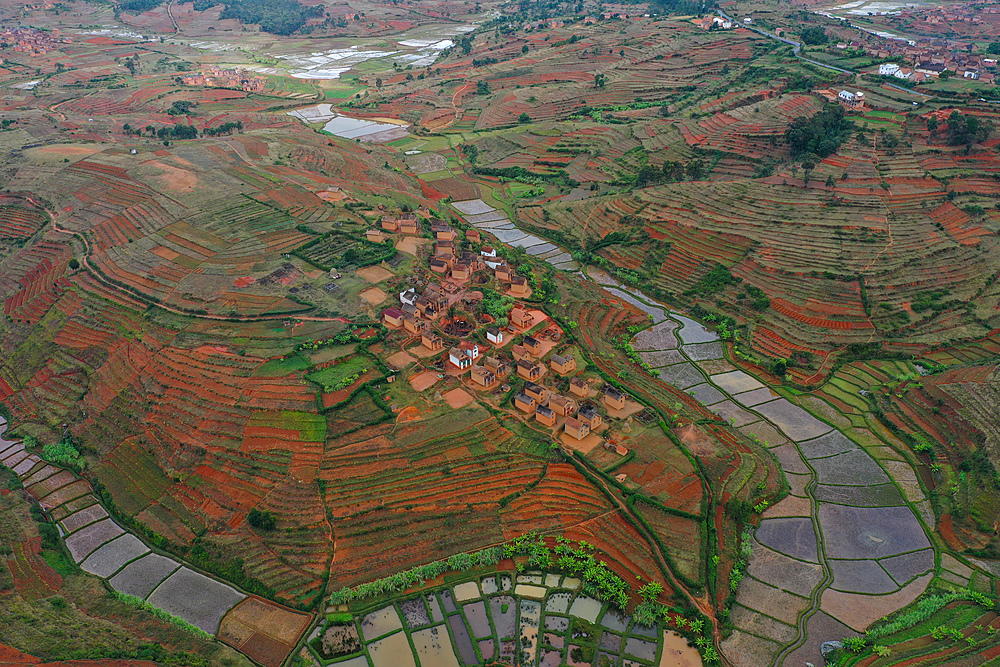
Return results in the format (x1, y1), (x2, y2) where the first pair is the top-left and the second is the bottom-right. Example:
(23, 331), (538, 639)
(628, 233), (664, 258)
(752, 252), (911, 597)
(927, 111), (994, 146)
(799, 26), (829, 45)
(633, 158), (705, 187)
(204, 120), (243, 136)
(201, 0), (325, 35)
(123, 121), (240, 140)
(247, 507), (277, 530)
(785, 103), (854, 157)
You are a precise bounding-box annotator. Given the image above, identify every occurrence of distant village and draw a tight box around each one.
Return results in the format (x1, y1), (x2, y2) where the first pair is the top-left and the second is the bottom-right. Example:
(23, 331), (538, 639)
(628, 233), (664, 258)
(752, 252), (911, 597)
(0, 26), (68, 56)
(375, 209), (633, 454)
(181, 66), (266, 93)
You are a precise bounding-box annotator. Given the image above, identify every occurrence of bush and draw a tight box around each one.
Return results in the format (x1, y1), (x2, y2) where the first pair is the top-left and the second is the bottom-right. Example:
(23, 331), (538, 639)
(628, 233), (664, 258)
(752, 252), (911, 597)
(248, 508), (276, 530)
(42, 437), (84, 470)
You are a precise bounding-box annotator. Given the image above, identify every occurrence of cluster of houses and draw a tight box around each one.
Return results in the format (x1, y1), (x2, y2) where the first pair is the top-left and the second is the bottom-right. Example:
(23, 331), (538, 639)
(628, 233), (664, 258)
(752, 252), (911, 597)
(515, 379), (628, 446)
(1, 26), (68, 56)
(837, 35), (998, 83)
(373, 211), (531, 295)
(181, 66), (266, 93)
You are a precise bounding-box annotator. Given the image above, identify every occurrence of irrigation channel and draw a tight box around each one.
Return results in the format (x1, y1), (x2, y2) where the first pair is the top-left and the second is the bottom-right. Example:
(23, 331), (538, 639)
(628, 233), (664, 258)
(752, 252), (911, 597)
(452, 198), (944, 667)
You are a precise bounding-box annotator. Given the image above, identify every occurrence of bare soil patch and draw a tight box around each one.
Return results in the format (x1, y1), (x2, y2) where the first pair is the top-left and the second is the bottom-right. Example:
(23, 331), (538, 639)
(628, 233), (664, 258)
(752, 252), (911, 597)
(443, 388), (473, 409)
(146, 160), (198, 194)
(356, 266), (393, 283)
(386, 351), (416, 368)
(359, 286), (387, 305)
(396, 236), (429, 256)
(409, 371), (440, 392)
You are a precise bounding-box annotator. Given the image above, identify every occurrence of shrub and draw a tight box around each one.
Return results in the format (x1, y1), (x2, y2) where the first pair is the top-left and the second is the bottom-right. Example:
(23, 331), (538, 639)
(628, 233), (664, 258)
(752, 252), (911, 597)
(248, 508), (276, 530)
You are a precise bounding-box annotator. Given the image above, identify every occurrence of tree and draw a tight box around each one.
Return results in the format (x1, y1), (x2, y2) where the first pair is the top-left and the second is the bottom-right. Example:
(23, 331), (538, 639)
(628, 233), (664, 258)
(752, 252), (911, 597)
(946, 110), (993, 146)
(988, 42), (1000, 55)
(375, 77), (382, 87)
(476, 80), (490, 95)
(248, 508), (276, 530)
(518, 112), (530, 123)
(594, 73), (607, 88)
(68, 257), (80, 270)
(686, 158), (705, 180)
(521, 44), (528, 53)
(785, 103), (854, 157)
(927, 116), (938, 133)
(800, 26), (828, 45)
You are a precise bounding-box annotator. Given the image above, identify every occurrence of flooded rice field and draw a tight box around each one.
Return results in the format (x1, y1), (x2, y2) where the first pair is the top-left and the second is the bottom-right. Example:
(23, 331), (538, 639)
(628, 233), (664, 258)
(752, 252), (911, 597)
(311, 571), (697, 666)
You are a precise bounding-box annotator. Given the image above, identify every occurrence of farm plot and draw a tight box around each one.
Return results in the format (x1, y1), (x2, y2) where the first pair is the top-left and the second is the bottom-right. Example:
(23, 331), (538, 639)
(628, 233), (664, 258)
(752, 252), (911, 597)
(147, 567), (246, 634)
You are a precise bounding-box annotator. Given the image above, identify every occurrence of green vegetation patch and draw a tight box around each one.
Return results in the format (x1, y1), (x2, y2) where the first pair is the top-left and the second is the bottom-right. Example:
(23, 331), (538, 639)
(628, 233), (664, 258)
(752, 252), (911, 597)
(306, 356), (374, 392)
(248, 410), (326, 440)
(255, 355), (312, 377)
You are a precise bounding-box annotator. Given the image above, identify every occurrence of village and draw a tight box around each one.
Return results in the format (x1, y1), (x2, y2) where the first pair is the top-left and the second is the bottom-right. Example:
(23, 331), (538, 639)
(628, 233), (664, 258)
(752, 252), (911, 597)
(181, 65), (266, 93)
(375, 210), (635, 461)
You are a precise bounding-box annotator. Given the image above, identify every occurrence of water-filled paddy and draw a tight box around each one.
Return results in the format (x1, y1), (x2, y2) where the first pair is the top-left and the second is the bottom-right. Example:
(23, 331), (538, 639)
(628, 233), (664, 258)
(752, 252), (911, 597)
(314, 572), (688, 666)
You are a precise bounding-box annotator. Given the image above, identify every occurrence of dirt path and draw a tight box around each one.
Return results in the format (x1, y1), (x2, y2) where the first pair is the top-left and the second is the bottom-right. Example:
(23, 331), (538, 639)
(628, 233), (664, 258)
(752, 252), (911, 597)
(166, 0), (179, 33)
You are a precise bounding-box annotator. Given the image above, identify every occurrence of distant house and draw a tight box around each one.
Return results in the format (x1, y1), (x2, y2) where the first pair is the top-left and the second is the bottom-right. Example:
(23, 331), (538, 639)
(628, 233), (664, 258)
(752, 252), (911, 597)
(466, 228), (481, 243)
(366, 229), (385, 243)
(458, 341), (479, 360)
(383, 307), (404, 328)
(381, 216), (399, 231)
(523, 335), (542, 356)
(399, 218), (420, 235)
(605, 442), (630, 456)
(516, 359), (542, 381)
(548, 394), (576, 417)
(449, 347), (473, 370)
(484, 257), (506, 270)
(510, 275), (529, 297)
(837, 90), (864, 108)
(422, 287), (448, 313)
(484, 356), (509, 377)
(415, 295), (437, 317)
(434, 240), (455, 255)
(603, 385), (627, 410)
(569, 376), (589, 398)
(523, 382), (549, 405)
(435, 226), (456, 241)
(486, 327), (505, 345)
(422, 331), (444, 351)
(481, 246), (497, 258)
(535, 404), (556, 427)
(403, 314), (424, 335)
(550, 354), (576, 376)
(471, 365), (497, 388)
(452, 262), (471, 281)
(399, 288), (418, 307)
(879, 63), (901, 76)
(509, 307), (532, 329)
(577, 403), (602, 430)
(514, 392), (536, 414)
(495, 265), (514, 283)
(916, 62), (947, 77)
(564, 416), (590, 440)
(512, 344), (532, 362)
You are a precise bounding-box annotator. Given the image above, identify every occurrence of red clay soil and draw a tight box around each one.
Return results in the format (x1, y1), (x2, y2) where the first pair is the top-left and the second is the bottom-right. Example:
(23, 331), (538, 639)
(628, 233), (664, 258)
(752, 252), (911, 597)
(7, 537), (62, 601)
(0, 641), (157, 667)
(939, 514), (967, 551)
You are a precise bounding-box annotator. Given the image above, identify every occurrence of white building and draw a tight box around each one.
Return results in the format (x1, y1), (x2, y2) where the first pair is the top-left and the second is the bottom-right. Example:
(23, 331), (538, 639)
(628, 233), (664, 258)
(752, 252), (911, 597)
(838, 90), (864, 108)
(399, 288), (418, 307)
(879, 63), (900, 76)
